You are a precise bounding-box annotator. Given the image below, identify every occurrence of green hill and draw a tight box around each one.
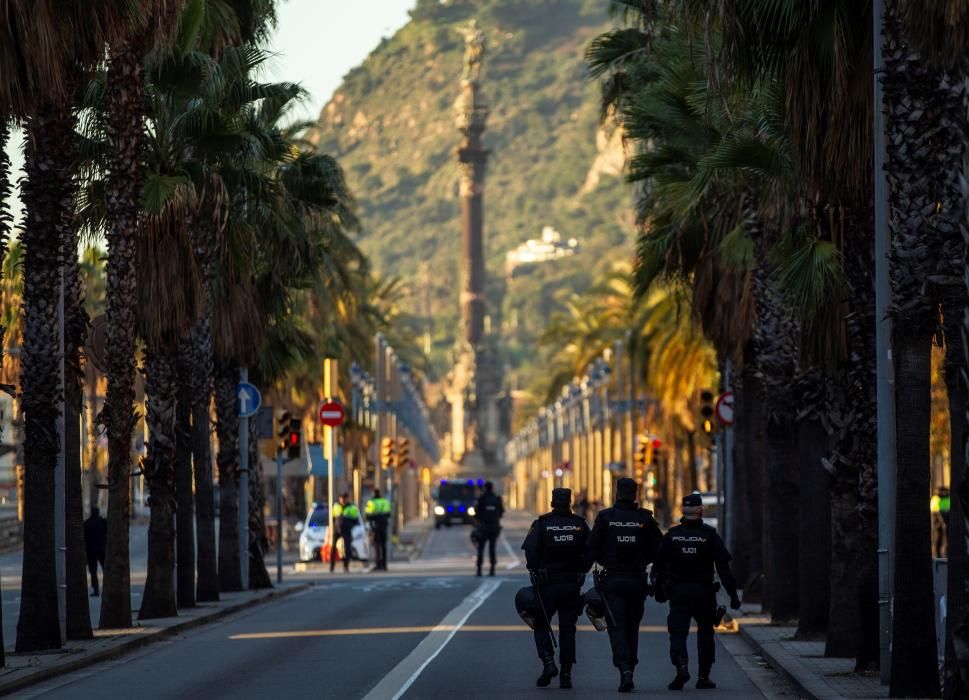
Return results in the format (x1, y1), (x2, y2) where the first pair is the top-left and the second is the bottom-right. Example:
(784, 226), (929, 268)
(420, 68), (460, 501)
(312, 0), (634, 396)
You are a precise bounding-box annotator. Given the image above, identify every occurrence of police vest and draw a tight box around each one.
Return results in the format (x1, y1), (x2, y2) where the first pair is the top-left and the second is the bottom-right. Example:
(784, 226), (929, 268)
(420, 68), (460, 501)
(335, 503), (359, 520)
(534, 513), (589, 572)
(366, 498), (391, 515)
(664, 523), (718, 583)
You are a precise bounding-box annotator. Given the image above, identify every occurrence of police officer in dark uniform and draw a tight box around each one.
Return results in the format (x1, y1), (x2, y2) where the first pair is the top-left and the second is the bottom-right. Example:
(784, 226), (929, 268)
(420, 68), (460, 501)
(521, 488), (591, 689)
(585, 477), (664, 693)
(652, 492), (740, 690)
(474, 481), (504, 576)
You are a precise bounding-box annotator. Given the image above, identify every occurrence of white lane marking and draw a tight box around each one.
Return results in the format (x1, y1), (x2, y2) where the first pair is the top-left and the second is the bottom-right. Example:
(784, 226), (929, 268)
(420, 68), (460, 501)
(362, 579), (501, 700)
(500, 533), (521, 570)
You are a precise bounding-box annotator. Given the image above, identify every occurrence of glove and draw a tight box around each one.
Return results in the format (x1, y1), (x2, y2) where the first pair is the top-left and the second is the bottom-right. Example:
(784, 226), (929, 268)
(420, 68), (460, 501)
(729, 594), (741, 610)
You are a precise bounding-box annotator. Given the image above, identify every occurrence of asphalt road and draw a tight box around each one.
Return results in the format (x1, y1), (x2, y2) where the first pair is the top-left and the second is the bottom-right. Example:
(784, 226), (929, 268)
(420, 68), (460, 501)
(18, 516), (797, 699)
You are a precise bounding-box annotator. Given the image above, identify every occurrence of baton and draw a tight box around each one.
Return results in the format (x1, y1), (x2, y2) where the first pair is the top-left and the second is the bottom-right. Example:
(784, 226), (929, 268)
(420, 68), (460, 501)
(533, 579), (558, 649)
(594, 567), (617, 628)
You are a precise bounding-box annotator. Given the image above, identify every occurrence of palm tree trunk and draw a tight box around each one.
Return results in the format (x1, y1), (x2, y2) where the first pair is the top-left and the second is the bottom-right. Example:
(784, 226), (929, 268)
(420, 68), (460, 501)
(764, 415), (799, 622)
(247, 415), (272, 590)
(216, 360), (242, 592)
(175, 343), (195, 609)
(139, 347), (178, 620)
(17, 101), (73, 652)
(100, 36), (147, 630)
(889, 330), (940, 696)
(64, 217), (92, 640)
(795, 413), (830, 639)
(731, 367), (764, 598)
(943, 303), (968, 698)
(0, 120), (9, 667)
(189, 261), (218, 601)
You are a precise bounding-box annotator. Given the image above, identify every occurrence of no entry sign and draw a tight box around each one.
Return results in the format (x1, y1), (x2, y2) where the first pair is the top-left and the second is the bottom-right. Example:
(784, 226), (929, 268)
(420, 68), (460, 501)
(319, 400), (346, 427)
(715, 391), (735, 427)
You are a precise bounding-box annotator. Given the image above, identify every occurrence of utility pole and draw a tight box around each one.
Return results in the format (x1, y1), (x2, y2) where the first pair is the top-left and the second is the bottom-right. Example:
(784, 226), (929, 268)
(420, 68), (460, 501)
(374, 334), (384, 505)
(239, 367), (249, 591)
(323, 359), (338, 564)
(275, 449), (283, 584)
(872, 0), (896, 683)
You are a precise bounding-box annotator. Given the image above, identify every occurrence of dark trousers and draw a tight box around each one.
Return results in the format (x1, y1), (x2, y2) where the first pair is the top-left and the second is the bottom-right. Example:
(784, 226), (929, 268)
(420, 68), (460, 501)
(88, 555), (104, 594)
(533, 582), (582, 665)
(601, 575), (647, 670)
(668, 582), (717, 672)
(476, 529), (499, 572)
(372, 526), (388, 569)
(330, 529), (352, 571)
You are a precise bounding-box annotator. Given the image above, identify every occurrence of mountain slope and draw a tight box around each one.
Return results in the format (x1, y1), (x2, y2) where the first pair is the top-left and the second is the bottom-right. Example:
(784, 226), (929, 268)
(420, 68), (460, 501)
(313, 0), (633, 394)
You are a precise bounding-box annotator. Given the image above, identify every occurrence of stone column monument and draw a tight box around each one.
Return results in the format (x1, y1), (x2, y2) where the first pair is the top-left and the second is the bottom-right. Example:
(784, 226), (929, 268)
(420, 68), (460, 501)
(446, 21), (506, 471)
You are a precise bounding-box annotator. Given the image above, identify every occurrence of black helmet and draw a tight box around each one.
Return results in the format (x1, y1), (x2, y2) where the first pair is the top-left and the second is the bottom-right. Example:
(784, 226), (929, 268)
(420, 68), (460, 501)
(583, 587), (608, 632)
(515, 586), (541, 629)
(470, 526), (484, 546)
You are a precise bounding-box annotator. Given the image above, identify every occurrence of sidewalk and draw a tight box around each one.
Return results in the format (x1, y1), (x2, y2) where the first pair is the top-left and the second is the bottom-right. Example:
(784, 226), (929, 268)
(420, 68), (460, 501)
(731, 610), (886, 700)
(0, 582), (310, 695)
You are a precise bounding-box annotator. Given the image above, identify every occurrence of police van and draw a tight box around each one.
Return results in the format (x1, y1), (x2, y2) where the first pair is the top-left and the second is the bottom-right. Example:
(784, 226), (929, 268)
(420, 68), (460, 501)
(432, 479), (482, 528)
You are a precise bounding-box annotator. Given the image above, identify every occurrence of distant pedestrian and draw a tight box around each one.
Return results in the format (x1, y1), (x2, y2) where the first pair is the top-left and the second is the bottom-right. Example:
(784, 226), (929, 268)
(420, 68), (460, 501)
(330, 494), (359, 572)
(652, 492), (741, 691)
(574, 491), (590, 520)
(83, 507), (107, 597)
(474, 481), (504, 576)
(366, 489), (392, 571)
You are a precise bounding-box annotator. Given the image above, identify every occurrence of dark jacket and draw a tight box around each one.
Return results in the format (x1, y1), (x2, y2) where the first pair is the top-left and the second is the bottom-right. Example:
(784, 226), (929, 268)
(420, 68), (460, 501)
(585, 500), (663, 574)
(84, 514), (107, 561)
(522, 509), (592, 576)
(653, 519), (737, 596)
(475, 492), (504, 531)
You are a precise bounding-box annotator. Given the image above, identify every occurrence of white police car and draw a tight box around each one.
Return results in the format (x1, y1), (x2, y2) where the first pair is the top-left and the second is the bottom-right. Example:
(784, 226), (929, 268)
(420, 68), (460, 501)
(297, 503), (370, 563)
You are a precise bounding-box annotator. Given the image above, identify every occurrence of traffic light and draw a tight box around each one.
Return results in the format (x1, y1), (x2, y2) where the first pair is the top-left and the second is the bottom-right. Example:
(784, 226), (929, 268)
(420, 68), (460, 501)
(397, 437), (411, 469)
(287, 417), (302, 460)
(276, 409), (292, 453)
(700, 389), (715, 434)
(634, 434), (649, 479)
(381, 437), (397, 469)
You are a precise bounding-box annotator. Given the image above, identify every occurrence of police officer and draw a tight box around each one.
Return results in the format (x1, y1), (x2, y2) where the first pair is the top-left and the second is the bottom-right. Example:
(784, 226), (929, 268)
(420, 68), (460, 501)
(366, 489), (392, 571)
(330, 493), (360, 573)
(474, 481), (504, 576)
(585, 477), (663, 693)
(521, 488), (591, 689)
(652, 492), (740, 690)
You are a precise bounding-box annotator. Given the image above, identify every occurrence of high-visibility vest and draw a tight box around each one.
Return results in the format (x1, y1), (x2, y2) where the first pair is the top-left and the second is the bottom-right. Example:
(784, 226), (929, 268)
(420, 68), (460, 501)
(366, 497), (391, 516)
(334, 503), (359, 519)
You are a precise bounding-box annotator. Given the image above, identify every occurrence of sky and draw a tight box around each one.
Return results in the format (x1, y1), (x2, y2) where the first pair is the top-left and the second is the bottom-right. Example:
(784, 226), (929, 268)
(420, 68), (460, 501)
(4, 0), (416, 223)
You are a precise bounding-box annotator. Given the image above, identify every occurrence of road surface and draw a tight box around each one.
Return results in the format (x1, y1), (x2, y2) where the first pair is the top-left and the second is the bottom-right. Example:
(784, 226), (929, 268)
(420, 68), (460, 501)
(16, 515), (796, 698)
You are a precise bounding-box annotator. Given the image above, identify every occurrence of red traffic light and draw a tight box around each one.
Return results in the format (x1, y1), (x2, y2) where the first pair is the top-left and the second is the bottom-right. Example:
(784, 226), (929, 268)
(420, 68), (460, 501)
(289, 433), (298, 446)
(651, 439), (662, 450)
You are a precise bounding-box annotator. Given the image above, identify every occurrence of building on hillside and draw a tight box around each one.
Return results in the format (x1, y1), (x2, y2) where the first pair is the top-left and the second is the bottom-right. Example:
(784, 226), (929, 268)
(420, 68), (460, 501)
(505, 226), (580, 276)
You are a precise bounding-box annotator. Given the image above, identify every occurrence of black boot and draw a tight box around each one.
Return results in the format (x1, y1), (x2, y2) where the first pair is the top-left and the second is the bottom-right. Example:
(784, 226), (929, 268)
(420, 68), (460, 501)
(476, 564), (482, 577)
(668, 661), (690, 691)
(696, 668), (716, 689)
(559, 663), (572, 689)
(536, 658), (559, 687)
(618, 668), (634, 693)
(489, 564), (496, 576)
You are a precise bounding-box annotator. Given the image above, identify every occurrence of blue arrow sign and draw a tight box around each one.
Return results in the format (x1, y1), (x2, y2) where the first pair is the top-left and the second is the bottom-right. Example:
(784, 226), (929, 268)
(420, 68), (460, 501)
(237, 382), (261, 418)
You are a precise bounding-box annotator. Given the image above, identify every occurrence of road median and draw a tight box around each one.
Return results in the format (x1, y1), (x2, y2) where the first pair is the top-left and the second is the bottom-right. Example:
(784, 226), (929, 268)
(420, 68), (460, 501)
(0, 582), (311, 696)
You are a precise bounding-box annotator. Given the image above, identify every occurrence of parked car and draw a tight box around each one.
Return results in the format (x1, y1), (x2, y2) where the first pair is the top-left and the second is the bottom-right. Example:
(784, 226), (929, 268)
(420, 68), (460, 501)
(297, 503), (370, 563)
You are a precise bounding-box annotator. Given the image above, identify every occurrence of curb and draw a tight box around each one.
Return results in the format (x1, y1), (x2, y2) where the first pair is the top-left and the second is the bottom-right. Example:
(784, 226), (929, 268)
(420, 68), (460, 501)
(0, 583), (311, 696)
(737, 624), (824, 700)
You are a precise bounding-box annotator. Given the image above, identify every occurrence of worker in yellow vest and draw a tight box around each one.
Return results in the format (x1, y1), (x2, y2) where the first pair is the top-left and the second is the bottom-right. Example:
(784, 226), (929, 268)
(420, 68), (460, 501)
(366, 489), (392, 571)
(930, 486), (951, 558)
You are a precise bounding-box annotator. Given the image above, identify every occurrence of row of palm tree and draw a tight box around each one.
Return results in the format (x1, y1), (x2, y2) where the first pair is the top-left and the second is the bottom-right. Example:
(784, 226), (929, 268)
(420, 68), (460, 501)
(0, 0), (403, 655)
(585, 1), (969, 696)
